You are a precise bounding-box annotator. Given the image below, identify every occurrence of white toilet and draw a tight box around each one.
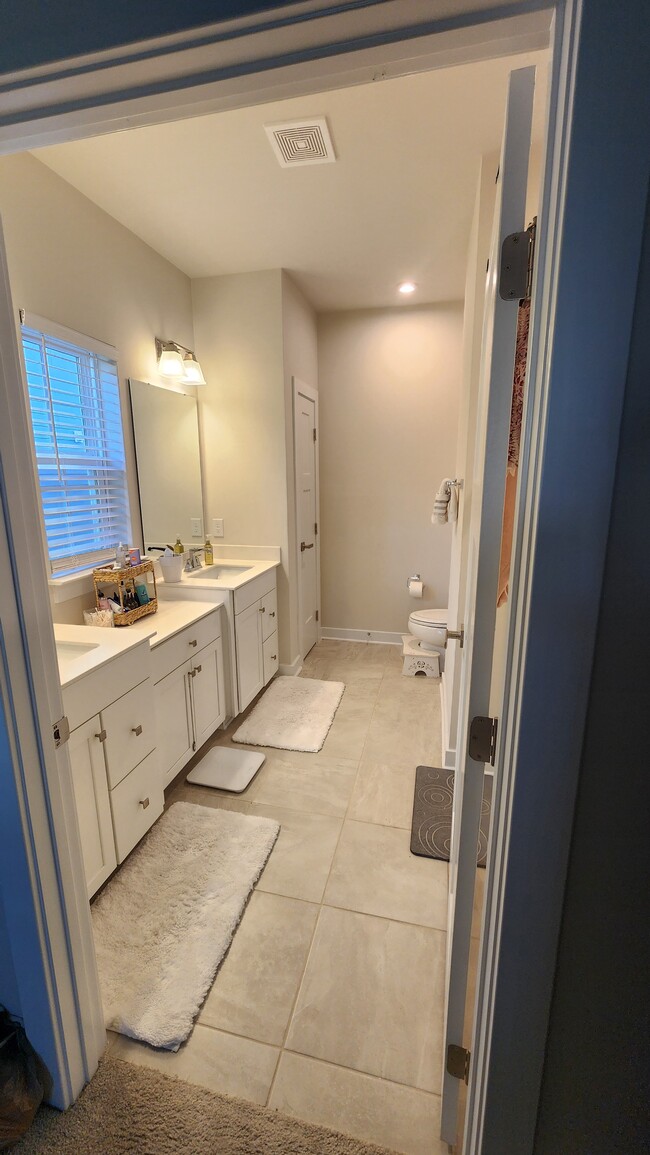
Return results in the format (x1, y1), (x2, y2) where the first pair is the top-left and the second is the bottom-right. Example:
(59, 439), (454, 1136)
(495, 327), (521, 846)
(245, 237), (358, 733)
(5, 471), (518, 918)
(404, 607), (448, 676)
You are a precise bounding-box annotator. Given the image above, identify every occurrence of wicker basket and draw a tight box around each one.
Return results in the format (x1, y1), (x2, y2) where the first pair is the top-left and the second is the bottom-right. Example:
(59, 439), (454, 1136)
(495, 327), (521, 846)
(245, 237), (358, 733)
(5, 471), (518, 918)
(92, 558), (158, 626)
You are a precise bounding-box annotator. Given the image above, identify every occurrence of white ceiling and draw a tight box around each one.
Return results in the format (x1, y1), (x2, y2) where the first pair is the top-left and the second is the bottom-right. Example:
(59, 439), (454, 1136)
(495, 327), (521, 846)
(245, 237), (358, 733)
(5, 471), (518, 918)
(35, 51), (548, 312)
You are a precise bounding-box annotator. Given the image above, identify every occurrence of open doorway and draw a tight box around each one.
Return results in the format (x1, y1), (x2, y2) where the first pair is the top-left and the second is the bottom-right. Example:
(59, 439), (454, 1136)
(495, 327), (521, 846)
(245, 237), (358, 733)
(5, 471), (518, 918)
(0, 9), (561, 1155)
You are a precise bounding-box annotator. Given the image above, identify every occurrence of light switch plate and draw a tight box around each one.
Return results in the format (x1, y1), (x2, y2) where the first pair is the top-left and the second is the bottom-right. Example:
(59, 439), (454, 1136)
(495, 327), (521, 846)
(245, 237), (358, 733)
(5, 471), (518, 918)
(212, 518), (224, 538)
(191, 517), (203, 538)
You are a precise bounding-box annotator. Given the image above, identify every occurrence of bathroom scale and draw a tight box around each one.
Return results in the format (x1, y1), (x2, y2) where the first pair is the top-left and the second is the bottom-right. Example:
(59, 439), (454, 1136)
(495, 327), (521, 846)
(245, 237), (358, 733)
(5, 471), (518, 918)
(186, 747), (265, 793)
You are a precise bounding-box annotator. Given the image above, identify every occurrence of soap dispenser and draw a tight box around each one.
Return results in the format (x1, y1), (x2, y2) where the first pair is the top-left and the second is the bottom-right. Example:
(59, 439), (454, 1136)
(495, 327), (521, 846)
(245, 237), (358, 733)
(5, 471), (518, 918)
(204, 537), (214, 565)
(173, 537), (185, 555)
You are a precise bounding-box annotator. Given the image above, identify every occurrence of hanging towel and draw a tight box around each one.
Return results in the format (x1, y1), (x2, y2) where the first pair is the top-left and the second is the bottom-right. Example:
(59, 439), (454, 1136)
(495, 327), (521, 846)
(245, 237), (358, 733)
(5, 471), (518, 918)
(497, 298), (531, 606)
(431, 479), (457, 525)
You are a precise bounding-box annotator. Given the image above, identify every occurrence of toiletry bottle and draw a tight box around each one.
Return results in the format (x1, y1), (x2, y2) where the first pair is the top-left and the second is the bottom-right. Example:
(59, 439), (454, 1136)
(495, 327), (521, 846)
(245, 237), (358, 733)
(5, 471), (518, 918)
(173, 537), (185, 555)
(204, 537), (213, 565)
(115, 542), (128, 568)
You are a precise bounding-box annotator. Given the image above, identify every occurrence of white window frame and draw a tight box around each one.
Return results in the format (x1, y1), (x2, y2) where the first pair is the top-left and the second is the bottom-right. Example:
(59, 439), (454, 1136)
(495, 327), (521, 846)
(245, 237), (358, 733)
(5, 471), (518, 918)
(21, 312), (130, 578)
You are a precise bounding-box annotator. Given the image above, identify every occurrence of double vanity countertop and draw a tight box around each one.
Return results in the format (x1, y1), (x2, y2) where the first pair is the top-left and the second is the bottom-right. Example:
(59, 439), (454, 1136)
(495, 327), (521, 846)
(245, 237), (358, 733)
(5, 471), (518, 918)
(54, 555), (279, 689)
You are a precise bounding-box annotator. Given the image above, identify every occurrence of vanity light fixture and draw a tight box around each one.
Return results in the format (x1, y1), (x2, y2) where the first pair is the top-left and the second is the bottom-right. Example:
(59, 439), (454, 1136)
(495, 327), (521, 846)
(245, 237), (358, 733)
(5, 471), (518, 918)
(398, 281), (417, 295)
(155, 338), (206, 384)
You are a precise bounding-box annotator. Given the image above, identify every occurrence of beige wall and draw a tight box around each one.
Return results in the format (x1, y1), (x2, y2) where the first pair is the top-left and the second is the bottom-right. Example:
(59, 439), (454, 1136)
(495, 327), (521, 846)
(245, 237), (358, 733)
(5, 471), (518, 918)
(281, 271), (318, 664)
(317, 304), (463, 634)
(0, 152), (195, 624)
(191, 271), (293, 661)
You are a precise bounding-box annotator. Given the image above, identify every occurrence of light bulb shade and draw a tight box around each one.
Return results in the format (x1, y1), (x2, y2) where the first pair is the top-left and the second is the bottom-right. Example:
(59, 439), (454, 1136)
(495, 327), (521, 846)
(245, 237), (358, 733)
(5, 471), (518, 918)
(182, 352), (206, 385)
(158, 344), (185, 377)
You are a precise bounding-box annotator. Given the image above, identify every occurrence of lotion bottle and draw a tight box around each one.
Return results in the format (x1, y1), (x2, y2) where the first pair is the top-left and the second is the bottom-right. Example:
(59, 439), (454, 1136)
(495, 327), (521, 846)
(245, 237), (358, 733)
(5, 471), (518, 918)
(204, 537), (214, 565)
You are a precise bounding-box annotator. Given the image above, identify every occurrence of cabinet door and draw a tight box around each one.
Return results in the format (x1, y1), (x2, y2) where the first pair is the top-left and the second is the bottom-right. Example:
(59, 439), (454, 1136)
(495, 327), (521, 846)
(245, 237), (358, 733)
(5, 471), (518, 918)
(155, 663), (193, 787)
(190, 635), (226, 751)
(263, 632), (279, 685)
(235, 601), (264, 712)
(68, 716), (116, 898)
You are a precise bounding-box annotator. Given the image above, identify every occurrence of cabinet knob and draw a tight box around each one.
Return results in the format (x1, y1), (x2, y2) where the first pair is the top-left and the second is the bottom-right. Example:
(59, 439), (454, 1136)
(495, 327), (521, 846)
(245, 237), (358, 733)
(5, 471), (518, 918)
(195, 664), (202, 675)
(139, 797), (150, 809)
(188, 669), (196, 679)
(271, 654), (277, 661)
(95, 729), (107, 743)
(189, 638), (198, 647)
(259, 606), (265, 613)
(131, 724), (143, 736)
(269, 610), (276, 618)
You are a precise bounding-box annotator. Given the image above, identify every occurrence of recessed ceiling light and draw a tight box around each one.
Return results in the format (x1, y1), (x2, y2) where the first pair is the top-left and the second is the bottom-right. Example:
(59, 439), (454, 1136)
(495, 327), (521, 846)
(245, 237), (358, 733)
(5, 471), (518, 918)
(398, 281), (416, 295)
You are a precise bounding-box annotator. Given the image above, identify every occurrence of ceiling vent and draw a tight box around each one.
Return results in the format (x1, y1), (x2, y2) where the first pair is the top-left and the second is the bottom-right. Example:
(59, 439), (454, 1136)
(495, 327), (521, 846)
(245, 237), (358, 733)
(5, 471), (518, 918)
(265, 118), (336, 168)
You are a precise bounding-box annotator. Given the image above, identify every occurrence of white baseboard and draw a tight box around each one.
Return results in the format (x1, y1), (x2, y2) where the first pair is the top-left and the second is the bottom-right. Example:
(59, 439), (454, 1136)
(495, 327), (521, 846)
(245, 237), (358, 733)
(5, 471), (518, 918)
(320, 626), (402, 646)
(279, 657), (302, 676)
(440, 672), (456, 769)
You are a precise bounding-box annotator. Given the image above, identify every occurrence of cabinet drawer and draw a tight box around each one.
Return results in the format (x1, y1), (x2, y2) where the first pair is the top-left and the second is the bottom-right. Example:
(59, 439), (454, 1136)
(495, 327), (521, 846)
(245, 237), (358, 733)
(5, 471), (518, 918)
(263, 631), (279, 684)
(150, 610), (221, 684)
(234, 570), (276, 615)
(110, 749), (163, 864)
(260, 588), (277, 642)
(102, 679), (155, 789)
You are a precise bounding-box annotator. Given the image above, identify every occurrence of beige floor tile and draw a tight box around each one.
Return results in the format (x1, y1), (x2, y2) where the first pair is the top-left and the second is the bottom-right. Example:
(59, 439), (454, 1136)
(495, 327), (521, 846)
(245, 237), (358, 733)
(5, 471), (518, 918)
(348, 757), (417, 829)
(249, 751), (358, 817)
(363, 692), (442, 766)
(168, 782), (255, 814)
(286, 906), (446, 1092)
(199, 891), (318, 1045)
(324, 820), (448, 930)
(245, 802), (342, 902)
(110, 1023), (278, 1104)
(320, 697), (376, 761)
(270, 1052), (447, 1155)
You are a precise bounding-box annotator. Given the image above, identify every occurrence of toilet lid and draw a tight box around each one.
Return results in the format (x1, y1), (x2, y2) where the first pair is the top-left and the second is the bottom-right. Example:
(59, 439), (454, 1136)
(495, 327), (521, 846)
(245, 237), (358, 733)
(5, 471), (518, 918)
(409, 608), (447, 627)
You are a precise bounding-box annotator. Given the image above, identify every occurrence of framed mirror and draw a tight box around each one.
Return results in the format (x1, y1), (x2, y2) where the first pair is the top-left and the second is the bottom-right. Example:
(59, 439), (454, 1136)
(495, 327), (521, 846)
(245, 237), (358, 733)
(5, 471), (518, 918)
(129, 379), (204, 551)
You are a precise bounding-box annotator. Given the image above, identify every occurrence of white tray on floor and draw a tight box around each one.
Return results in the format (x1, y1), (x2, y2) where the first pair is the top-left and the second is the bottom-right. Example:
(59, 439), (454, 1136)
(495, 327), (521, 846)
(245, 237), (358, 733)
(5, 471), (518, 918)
(186, 747), (265, 793)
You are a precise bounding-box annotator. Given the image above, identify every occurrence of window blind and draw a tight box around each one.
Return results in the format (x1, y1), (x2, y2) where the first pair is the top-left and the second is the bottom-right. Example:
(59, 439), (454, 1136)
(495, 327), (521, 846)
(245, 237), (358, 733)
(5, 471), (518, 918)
(22, 323), (130, 575)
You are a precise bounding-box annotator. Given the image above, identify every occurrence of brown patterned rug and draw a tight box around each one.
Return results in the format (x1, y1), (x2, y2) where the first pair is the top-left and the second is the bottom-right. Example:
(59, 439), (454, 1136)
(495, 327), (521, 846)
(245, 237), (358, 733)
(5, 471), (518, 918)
(410, 765), (493, 867)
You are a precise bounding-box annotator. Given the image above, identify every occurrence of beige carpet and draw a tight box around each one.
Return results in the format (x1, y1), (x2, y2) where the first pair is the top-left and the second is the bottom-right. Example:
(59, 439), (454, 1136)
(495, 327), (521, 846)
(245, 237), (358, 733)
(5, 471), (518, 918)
(13, 1059), (394, 1154)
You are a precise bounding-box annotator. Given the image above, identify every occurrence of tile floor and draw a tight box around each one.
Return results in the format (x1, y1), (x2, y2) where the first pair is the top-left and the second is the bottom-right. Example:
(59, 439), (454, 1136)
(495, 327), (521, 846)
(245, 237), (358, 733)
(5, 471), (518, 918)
(107, 641), (450, 1155)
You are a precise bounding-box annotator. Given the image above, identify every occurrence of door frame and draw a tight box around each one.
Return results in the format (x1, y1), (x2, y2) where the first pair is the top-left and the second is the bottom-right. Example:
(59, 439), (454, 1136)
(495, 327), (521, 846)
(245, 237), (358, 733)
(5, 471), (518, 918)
(293, 377), (321, 659)
(0, 2), (647, 1149)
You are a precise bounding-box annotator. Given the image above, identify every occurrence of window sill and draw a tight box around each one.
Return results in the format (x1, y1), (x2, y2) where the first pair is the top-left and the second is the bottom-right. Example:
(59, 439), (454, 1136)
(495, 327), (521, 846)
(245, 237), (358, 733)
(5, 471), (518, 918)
(48, 570), (95, 604)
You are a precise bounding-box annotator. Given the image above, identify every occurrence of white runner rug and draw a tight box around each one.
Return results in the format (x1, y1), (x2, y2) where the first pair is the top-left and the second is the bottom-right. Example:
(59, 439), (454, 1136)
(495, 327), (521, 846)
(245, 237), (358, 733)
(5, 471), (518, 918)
(233, 676), (345, 752)
(92, 801), (279, 1051)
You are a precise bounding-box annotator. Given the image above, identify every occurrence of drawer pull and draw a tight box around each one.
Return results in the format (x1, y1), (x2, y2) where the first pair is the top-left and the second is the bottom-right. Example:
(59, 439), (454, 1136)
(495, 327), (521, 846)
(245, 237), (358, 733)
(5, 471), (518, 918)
(194, 664), (202, 675)
(188, 669), (196, 679)
(131, 724), (143, 736)
(271, 654), (277, 661)
(259, 606), (266, 613)
(189, 638), (198, 648)
(139, 797), (150, 810)
(95, 729), (107, 743)
(269, 610), (276, 618)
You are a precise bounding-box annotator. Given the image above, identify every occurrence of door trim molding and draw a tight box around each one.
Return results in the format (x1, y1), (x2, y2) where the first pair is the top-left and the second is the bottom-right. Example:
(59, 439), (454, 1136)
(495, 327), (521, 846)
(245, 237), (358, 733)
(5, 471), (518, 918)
(293, 377), (321, 660)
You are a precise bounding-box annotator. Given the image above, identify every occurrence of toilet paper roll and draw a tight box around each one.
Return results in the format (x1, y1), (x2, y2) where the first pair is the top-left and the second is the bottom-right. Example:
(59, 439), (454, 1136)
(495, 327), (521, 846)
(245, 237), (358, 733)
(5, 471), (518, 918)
(408, 579), (424, 598)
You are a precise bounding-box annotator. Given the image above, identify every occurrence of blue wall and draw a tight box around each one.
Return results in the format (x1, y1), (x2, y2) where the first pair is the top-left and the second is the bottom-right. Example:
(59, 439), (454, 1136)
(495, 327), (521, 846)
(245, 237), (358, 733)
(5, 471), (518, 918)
(0, 1), (304, 73)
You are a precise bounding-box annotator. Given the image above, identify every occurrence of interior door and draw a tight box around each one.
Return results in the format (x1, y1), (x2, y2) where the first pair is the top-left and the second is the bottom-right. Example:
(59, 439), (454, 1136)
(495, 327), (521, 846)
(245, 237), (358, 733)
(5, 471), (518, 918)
(294, 379), (319, 658)
(441, 66), (535, 1145)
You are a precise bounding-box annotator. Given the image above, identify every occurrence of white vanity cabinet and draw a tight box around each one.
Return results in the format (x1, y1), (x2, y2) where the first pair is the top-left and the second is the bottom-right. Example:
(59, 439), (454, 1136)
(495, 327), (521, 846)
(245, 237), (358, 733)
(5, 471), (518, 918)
(234, 572), (278, 711)
(151, 608), (226, 787)
(63, 641), (163, 898)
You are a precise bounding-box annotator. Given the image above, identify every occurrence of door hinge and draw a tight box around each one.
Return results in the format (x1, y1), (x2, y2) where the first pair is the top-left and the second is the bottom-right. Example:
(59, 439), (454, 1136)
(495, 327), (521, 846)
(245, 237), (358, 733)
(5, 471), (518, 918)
(52, 715), (70, 748)
(499, 216), (537, 301)
(469, 715), (498, 765)
(313, 427), (317, 443)
(447, 1044), (470, 1084)
(315, 609), (319, 622)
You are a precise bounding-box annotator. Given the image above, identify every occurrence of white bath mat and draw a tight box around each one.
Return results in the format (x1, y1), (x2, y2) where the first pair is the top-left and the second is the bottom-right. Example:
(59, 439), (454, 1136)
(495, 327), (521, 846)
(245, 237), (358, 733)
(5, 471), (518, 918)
(91, 801), (279, 1051)
(232, 676), (345, 753)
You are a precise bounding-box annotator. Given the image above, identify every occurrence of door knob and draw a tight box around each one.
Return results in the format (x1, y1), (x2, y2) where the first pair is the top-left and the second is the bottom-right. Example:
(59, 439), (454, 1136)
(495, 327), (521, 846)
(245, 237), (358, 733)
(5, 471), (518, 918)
(301, 542), (314, 551)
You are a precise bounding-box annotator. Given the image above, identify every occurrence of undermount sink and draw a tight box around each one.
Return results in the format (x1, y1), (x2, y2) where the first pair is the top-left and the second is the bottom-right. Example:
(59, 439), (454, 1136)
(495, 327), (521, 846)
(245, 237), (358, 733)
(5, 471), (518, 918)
(56, 640), (101, 662)
(186, 564), (253, 581)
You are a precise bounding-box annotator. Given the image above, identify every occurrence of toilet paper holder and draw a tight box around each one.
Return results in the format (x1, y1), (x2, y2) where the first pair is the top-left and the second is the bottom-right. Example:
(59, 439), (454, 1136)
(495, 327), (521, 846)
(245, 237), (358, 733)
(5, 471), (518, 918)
(406, 573), (422, 590)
